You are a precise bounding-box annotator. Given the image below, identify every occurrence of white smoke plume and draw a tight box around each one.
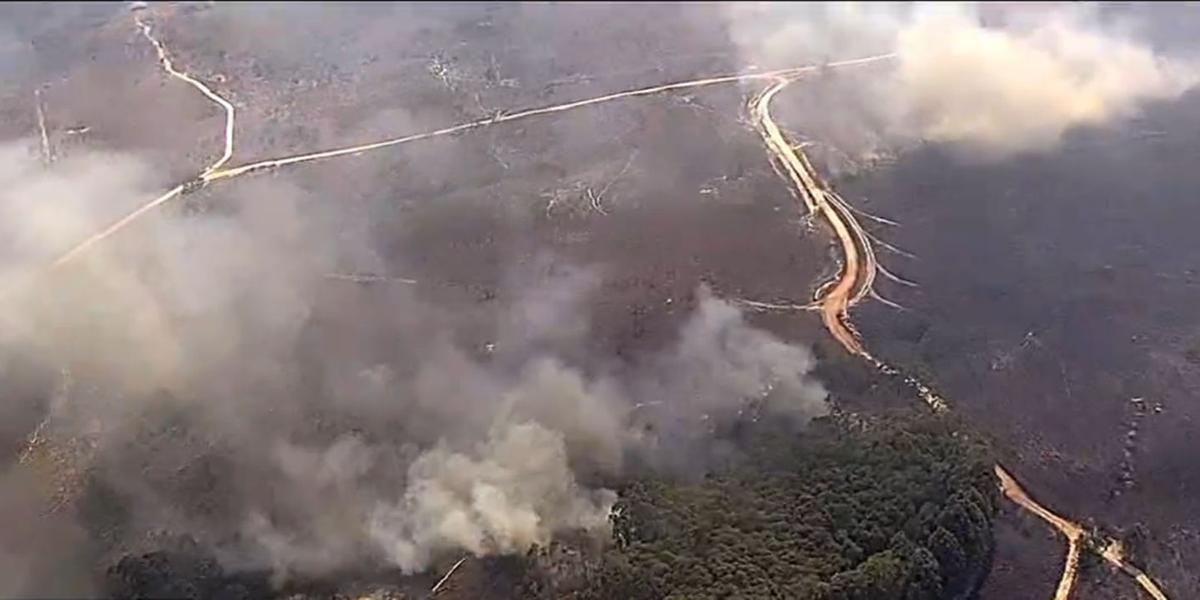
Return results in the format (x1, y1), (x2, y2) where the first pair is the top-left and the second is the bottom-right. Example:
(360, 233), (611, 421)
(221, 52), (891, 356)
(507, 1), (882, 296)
(727, 3), (1198, 157)
(894, 4), (1196, 155)
(647, 287), (827, 423)
(247, 288), (829, 577)
(368, 420), (616, 573)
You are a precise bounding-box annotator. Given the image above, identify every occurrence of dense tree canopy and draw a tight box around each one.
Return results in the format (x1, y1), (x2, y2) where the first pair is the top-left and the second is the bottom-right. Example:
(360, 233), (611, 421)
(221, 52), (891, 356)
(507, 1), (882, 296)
(523, 413), (999, 600)
(105, 414), (997, 599)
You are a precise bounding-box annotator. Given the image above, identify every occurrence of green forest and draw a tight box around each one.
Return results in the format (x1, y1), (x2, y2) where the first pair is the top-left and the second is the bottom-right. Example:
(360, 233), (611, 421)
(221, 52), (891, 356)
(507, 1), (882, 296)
(105, 413), (998, 599)
(522, 413), (999, 600)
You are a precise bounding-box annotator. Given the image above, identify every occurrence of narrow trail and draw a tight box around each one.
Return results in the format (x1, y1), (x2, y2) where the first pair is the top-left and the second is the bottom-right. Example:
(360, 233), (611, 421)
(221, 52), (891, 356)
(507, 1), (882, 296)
(49, 184), (185, 269)
(38, 12), (1172, 599)
(753, 74), (1171, 600)
(35, 88), (54, 165)
(46, 54), (892, 270)
(323, 272), (417, 285)
(47, 16), (236, 272)
(427, 557), (467, 597)
(1103, 541), (1170, 600)
(998, 467), (1167, 600)
(20, 14), (240, 511)
(202, 54), (894, 183)
(135, 15), (236, 176)
(995, 466), (1085, 600)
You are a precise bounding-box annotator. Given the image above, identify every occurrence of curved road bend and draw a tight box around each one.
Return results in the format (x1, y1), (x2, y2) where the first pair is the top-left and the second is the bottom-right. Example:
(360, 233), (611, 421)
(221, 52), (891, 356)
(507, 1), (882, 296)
(135, 15), (236, 175)
(750, 77), (871, 357)
(47, 54), (894, 271)
(753, 74), (1170, 600)
(49, 18), (238, 271)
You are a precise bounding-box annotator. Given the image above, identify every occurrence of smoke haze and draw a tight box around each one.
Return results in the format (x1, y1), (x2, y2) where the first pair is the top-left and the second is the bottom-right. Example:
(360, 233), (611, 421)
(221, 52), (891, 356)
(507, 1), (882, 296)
(728, 3), (1197, 157)
(0, 139), (828, 591)
(6, 2), (1197, 595)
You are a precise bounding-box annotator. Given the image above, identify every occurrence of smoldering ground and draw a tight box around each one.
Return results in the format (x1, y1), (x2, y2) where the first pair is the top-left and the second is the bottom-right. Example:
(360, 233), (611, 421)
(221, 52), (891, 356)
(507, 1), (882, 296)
(0, 141), (828, 595)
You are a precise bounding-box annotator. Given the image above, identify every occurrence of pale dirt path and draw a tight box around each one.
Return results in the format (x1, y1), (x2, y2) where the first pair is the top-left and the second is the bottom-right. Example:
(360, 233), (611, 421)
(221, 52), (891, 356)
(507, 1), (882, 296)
(135, 15), (235, 176)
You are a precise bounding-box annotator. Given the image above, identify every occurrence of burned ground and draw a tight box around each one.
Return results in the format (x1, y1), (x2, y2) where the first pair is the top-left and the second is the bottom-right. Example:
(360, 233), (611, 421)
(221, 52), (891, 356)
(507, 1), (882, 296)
(845, 89), (1200, 598)
(2, 3), (1198, 600)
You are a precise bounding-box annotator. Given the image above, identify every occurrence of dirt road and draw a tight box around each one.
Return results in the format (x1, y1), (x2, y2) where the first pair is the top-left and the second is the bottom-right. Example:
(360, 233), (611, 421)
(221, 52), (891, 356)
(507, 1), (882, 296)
(751, 71), (1171, 600)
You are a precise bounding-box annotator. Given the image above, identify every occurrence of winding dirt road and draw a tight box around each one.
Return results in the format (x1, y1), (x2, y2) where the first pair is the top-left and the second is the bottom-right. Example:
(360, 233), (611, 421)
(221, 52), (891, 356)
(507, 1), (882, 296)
(752, 73), (1171, 600)
(35, 10), (1172, 599)
(135, 15), (235, 176)
(751, 77), (871, 357)
(46, 53), (893, 270)
(49, 17), (236, 271)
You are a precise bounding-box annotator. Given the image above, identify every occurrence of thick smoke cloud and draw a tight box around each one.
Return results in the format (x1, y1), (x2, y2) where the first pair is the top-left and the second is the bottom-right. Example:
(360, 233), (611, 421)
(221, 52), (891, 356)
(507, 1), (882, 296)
(242, 284), (829, 577)
(894, 5), (1196, 155)
(368, 421), (616, 573)
(0, 141), (828, 589)
(727, 3), (1197, 158)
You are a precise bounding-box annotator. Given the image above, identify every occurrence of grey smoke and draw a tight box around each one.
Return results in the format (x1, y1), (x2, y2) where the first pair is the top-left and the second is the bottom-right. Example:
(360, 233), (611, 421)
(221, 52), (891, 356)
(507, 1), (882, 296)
(0, 141), (828, 587)
(247, 283), (829, 576)
(645, 286), (827, 423)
